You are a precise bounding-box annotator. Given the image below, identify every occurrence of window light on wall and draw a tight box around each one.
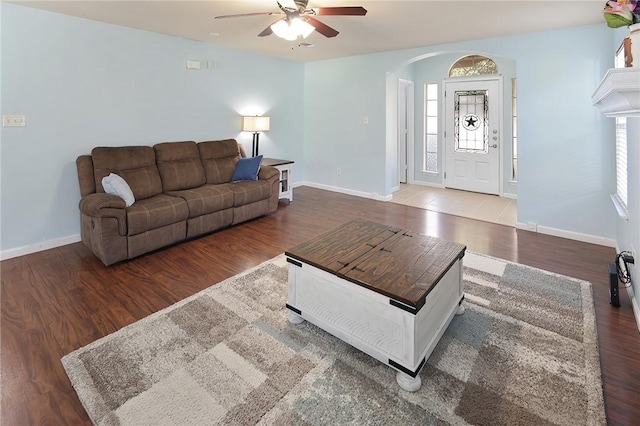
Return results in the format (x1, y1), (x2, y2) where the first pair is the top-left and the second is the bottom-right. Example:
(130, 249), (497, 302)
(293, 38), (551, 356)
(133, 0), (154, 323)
(611, 47), (629, 219)
(423, 83), (438, 173)
(449, 55), (498, 77)
(511, 78), (518, 181)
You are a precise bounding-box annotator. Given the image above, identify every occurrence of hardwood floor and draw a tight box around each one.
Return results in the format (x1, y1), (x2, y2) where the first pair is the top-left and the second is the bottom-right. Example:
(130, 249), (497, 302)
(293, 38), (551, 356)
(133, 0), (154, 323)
(2, 186), (638, 425)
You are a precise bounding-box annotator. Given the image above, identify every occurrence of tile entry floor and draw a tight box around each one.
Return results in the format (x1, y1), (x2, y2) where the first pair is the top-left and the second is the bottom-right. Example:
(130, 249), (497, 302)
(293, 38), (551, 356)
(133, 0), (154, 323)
(391, 184), (517, 227)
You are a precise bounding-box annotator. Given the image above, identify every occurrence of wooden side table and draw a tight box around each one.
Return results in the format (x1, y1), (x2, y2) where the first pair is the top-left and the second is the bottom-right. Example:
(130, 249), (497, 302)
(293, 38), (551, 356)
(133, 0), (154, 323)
(262, 158), (294, 202)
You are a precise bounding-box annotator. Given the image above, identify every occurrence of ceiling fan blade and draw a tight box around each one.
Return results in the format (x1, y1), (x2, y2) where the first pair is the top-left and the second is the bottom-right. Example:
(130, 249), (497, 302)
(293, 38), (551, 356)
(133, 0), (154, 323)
(306, 17), (339, 38)
(215, 12), (277, 19)
(314, 6), (367, 16)
(258, 23), (275, 37)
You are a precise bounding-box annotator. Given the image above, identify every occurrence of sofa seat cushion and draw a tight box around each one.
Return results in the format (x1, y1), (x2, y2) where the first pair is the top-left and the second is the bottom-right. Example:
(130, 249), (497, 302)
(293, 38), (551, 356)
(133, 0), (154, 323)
(126, 194), (189, 236)
(166, 185), (234, 219)
(230, 180), (272, 207)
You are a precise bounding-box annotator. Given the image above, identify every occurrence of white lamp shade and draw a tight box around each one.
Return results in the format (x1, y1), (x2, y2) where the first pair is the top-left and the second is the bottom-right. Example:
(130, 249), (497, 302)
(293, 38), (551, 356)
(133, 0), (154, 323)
(243, 116), (270, 132)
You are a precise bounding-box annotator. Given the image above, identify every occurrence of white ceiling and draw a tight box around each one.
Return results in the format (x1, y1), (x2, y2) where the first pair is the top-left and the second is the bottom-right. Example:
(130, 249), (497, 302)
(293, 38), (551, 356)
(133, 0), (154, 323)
(9, 1), (605, 62)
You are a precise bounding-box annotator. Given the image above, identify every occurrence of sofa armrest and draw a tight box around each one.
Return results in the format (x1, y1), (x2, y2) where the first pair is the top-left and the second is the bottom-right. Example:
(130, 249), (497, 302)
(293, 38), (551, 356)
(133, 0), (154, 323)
(79, 193), (127, 236)
(259, 165), (280, 182)
(258, 165), (281, 213)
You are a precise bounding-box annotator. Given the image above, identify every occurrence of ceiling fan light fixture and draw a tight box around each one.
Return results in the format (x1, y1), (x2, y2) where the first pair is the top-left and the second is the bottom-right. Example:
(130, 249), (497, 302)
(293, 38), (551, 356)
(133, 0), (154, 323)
(217, 1), (366, 41)
(291, 18), (315, 38)
(271, 18), (314, 41)
(271, 20), (295, 40)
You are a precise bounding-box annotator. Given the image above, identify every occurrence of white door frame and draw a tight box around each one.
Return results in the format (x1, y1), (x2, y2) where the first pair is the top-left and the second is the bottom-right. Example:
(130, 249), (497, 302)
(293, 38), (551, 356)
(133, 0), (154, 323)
(398, 79), (414, 185)
(443, 76), (503, 196)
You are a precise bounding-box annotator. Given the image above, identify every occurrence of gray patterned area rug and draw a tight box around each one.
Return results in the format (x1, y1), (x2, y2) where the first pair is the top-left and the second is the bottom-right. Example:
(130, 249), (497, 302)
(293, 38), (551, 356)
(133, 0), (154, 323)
(62, 252), (605, 425)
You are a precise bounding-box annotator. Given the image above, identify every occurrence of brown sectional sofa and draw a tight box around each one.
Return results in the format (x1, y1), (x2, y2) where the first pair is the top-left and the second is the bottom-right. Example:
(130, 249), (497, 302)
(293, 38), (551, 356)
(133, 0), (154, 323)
(76, 139), (280, 266)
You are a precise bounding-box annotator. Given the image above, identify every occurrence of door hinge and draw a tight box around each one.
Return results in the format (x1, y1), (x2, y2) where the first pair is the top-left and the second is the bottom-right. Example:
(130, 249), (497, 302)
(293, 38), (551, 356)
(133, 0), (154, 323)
(444, 172), (447, 179)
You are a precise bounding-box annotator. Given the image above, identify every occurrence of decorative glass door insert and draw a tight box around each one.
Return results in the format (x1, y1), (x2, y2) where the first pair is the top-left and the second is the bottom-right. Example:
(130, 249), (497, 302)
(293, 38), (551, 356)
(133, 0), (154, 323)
(454, 90), (488, 153)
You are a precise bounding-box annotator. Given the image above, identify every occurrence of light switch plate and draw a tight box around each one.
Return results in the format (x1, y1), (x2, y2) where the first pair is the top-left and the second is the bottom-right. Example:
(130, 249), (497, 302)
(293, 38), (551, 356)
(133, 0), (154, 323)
(186, 60), (201, 70)
(3, 115), (26, 127)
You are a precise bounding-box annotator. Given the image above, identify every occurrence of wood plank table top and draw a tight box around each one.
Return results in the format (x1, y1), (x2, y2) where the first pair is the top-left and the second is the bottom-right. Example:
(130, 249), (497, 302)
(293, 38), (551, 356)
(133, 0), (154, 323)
(285, 218), (466, 310)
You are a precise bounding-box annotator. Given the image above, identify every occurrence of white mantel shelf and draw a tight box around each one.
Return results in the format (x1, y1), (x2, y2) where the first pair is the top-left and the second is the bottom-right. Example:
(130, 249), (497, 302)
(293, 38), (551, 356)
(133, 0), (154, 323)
(592, 68), (640, 117)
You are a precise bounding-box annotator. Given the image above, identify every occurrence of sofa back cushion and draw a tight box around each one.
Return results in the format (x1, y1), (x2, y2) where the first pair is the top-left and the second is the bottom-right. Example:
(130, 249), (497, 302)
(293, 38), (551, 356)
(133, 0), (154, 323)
(154, 141), (206, 191)
(76, 155), (96, 197)
(92, 146), (162, 201)
(198, 139), (241, 184)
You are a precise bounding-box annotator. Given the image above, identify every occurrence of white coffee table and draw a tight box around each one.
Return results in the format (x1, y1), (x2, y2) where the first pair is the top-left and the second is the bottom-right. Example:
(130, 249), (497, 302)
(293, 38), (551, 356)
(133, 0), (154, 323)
(285, 219), (466, 391)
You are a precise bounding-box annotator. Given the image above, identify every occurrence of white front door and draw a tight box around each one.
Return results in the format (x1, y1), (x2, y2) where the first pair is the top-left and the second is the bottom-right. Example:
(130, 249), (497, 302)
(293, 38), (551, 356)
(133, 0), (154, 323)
(444, 78), (502, 195)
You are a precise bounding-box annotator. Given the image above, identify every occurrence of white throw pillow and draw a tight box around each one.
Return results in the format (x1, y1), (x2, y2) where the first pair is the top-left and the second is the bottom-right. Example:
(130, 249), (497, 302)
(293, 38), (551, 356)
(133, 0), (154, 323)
(102, 173), (135, 207)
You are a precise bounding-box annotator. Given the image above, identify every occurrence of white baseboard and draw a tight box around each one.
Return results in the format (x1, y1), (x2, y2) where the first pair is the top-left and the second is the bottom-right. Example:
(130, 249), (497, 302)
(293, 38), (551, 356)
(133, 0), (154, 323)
(626, 284), (640, 333)
(293, 181), (392, 201)
(515, 222), (616, 248)
(2, 184), (385, 261)
(0, 234), (81, 261)
(406, 180), (445, 189)
(2, 191), (616, 260)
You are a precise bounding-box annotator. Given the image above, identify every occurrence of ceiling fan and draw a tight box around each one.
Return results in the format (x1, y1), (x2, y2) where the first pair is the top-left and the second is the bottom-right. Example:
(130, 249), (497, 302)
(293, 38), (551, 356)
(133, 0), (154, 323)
(214, 0), (367, 40)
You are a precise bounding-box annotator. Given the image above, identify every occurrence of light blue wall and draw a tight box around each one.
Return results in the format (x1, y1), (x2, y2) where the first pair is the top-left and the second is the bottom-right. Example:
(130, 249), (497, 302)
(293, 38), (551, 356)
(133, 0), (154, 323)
(303, 55), (387, 197)
(305, 24), (617, 241)
(0, 3), (304, 252)
(0, 2), (624, 254)
(510, 26), (614, 238)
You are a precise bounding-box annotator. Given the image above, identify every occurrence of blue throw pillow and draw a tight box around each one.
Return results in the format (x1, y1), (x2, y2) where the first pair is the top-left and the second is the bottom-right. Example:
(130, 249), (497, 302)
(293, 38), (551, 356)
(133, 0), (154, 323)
(231, 155), (263, 182)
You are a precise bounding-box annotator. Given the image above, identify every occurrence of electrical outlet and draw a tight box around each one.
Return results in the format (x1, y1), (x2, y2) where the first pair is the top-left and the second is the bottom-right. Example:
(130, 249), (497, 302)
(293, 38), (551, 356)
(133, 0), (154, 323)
(526, 222), (537, 232)
(336, 167), (341, 176)
(363, 116), (369, 124)
(3, 115), (26, 127)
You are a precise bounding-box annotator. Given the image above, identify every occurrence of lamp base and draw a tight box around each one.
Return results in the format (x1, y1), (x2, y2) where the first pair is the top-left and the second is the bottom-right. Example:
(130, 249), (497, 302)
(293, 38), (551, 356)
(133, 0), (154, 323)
(252, 133), (260, 157)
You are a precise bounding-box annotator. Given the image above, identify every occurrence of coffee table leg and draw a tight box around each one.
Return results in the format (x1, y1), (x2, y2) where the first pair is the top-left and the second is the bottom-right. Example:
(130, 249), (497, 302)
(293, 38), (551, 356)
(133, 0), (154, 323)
(396, 371), (421, 392)
(288, 311), (305, 324)
(456, 302), (465, 315)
